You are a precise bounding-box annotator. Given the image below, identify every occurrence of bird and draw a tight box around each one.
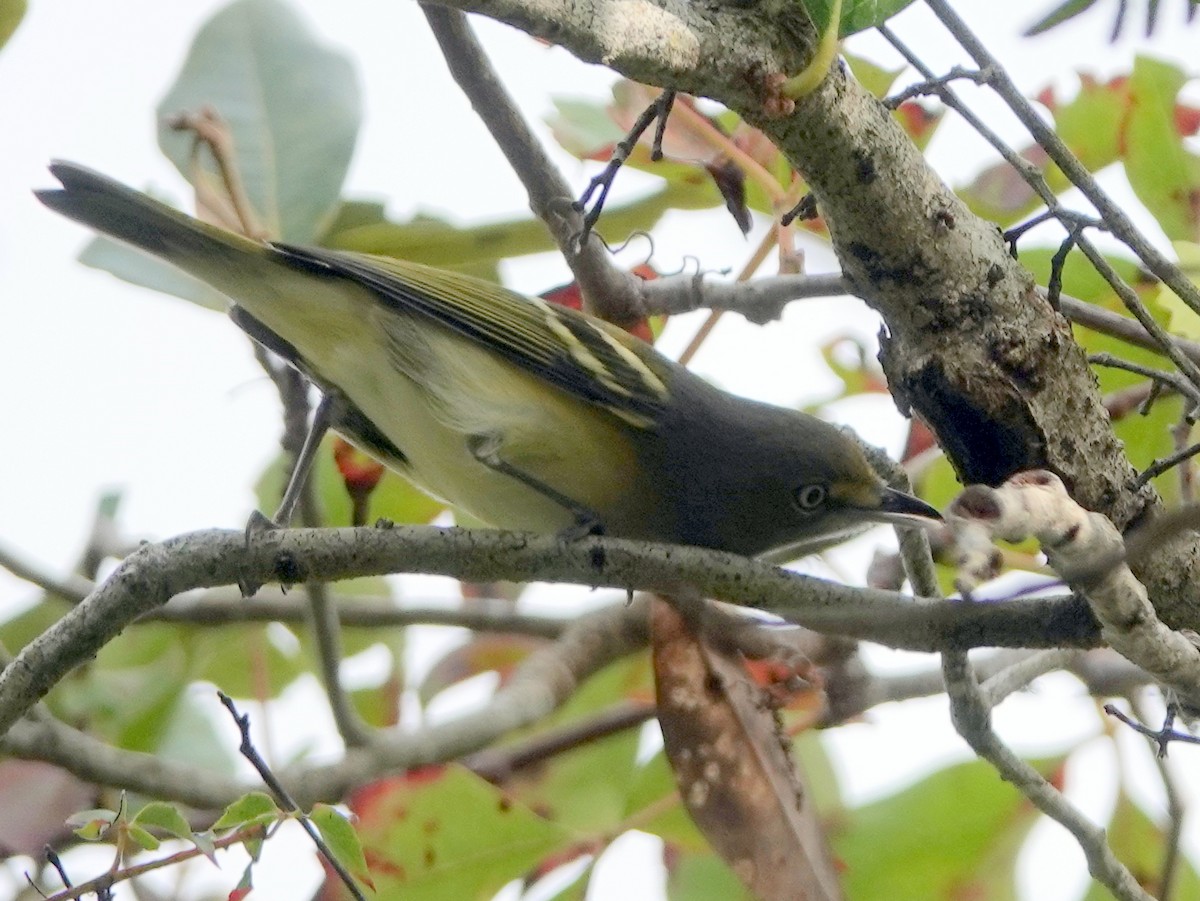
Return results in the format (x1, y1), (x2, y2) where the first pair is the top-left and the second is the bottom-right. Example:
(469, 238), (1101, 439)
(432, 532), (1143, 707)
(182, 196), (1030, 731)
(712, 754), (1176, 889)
(37, 161), (939, 558)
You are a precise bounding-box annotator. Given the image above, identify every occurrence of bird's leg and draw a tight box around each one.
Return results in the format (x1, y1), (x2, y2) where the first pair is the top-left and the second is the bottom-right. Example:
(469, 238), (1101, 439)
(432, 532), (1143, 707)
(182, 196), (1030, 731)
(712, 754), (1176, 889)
(246, 392), (338, 538)
(466, 434), (605, 540)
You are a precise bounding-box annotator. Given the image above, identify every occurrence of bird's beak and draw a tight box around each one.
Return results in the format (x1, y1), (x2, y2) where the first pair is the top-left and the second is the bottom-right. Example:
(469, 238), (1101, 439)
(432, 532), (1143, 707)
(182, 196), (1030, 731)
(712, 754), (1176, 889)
(870, 487), (943, 526)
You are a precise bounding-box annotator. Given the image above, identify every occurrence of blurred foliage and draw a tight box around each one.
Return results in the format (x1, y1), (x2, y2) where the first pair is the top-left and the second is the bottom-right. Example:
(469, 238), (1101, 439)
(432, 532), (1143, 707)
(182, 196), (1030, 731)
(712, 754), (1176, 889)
(1024, 0), (1199, 40)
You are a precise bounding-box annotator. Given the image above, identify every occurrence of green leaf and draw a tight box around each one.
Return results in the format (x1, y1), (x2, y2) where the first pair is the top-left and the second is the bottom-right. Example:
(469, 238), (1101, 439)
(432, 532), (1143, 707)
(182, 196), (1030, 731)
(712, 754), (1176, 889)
(189, 623), (308, 699)
(324, 191), (678, 273)
(192, 829), (219, 863)
(1159, 241), (1200, 340)
(77, 234), (228, 310)
(213, 792), (282, 831)
(311, 803), (374, 891)
(133, 801), (195, 843)
(1050, 74), (1127, 175)
(0, 595), (74, 654)
(332, 766), (569, 900)
(1080, 790), (1200, 899)
(624, 749), (709, 853)
(667, 848), (754, 901)
(67, 808), (119, 841)
(148, 686), (242, 777)
(1124, 57), (1200, 242)
(804, 0), (919, 36)
(126, 824), (161, 851)
(157, 0), (361, 243)
(1023, 0), (1099, 36)
(843, 52), (905, 99)
(497, 655), (651, 833)
(255, 433), (445, 529)
(836, 757), (1061, 900)
(230, 864), (255, 901)
(960, 73), (1129, 226)
(0, 0), (26, 52)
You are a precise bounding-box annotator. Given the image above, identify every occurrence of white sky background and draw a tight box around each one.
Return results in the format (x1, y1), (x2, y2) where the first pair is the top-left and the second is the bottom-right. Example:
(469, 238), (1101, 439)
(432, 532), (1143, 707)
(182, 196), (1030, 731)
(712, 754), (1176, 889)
(2, 1), (1200, 899)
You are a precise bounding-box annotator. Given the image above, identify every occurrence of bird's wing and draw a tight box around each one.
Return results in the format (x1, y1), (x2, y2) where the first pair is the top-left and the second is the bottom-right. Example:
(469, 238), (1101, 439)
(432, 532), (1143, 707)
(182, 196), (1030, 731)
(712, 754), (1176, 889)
(273, 244), (671, 429)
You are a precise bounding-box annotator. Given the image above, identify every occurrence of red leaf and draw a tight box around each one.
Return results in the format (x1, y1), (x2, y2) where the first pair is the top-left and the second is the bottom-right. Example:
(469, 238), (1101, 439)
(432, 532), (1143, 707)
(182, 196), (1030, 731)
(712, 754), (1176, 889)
(333, 439), (385, 493)
(651, 599), (842, 901)
(540, 266), (661, 343)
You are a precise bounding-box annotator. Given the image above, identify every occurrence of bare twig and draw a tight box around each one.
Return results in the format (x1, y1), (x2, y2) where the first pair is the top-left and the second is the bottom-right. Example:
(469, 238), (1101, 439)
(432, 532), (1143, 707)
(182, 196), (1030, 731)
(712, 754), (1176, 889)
(1104, 701), (1200, 755)
(420, 4), (647, 325)
(304, 578), (375, 748)
(465, 701), (655, 781)
(36, 825), (266, 901)
(943, 653), (1155, 901)
(980, 648), (1081, 708)
(1088, 352), (1200, 411)
(3, 713), (248, 811)
(924, 0), (1200, 331)
(574, 89), (676, 245)
(1135, 442), (1200, 491)
(1129, 692), (1187, 901)
(218, 693), (368, 901)
(880, 20), (1200, 393)
(0, 544), (93, 602)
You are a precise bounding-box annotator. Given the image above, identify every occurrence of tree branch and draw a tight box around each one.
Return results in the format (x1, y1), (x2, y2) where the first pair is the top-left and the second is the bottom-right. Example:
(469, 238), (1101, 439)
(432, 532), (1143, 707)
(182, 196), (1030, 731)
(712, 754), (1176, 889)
(427, 0), (1200, 635)
(0, 524), (1102, 736)
(422, 3), (648, 324)
(943, 652), (1155, 901)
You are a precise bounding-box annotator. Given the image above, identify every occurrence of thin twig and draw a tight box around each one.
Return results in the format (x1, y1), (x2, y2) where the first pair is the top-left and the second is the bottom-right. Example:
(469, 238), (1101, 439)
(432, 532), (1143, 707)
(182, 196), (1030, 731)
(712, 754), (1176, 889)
(943, 653), (1155, 901)
(35, 826), (267, 901)
(574, 89), (677, 243)
(218, 693), (368, 901)
(465, 701), (655, 781)
(1104, 701), (1200, 755)
(1135, 441), (1200, 490)
(924, 0), (1200, 326)
(1088, 352), (1200, 410)
(980, 648), (1080, 708)
(293, 441), (375, 748)
(419, 4), (646, 325)
(1129, 692), (1186, 901)
(882, 64), (992, 107)
(0, 544), (94, 602)
(880, 20), (1200, 393)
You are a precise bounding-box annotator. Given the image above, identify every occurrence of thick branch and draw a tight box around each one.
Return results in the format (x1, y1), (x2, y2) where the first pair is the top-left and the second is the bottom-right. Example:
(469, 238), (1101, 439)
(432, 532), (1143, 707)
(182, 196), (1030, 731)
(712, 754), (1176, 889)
(431, 0), (1200, 632)
(0, 525), (1102, 735)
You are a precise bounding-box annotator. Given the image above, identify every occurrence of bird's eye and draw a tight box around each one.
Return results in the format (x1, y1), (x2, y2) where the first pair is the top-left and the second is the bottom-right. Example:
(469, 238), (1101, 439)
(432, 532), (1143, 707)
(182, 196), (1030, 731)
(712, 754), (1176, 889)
(794, 484), (827, 512)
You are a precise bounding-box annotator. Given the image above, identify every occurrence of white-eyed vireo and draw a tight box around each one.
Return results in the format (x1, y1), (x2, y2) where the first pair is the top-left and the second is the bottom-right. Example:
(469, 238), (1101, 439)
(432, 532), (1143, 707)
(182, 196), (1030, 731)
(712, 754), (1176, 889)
(38, 161), (939, 557)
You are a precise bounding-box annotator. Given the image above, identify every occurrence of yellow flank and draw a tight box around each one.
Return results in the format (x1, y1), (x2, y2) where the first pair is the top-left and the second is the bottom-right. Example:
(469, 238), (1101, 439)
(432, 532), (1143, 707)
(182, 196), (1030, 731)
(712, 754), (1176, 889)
(208, 263), (648, 532)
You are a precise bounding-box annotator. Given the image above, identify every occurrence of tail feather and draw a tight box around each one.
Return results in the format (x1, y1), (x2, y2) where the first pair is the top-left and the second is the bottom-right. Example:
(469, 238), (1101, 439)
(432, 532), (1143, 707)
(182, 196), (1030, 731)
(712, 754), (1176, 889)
(36, 161), (271, 294)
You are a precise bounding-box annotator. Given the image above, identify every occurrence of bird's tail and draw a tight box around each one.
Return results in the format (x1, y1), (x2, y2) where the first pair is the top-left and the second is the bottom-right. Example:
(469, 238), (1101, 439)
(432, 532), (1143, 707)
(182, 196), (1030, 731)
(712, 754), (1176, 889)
(36, 161), (276, 297)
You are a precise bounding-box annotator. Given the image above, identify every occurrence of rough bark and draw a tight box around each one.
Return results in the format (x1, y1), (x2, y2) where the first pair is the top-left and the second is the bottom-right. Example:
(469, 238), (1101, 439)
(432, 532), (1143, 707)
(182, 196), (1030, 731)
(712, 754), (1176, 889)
(431, 0), (1200, 630)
